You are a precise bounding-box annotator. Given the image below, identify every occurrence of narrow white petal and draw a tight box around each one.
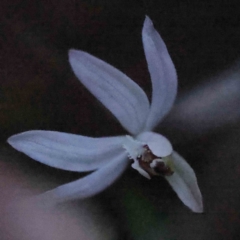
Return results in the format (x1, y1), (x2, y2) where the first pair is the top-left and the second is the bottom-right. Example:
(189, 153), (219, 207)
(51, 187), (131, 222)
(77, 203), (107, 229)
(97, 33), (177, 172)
(40, 152), (128, 202)
(69, 49), (150, 135)
(8, 130), (125, 172)
(165, 151), (203, 213)
(142, 16), (177, 131)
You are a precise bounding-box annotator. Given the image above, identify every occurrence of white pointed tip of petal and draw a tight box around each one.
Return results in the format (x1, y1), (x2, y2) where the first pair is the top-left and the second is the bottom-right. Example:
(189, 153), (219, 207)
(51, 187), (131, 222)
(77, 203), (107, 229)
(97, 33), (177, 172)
(143, 16), (154, 37)
(166, 172), (203, 213)
(68, 48), (74, 58)
(194, 202), (204, 213)
(68, 49), (83, 64)
(166, 151), (203, 213)
(189, 201), (204, 213)
(69, 49), (91, 67)
(69, 48), (79, 59)
(8, 135), (19, 148)
(7, 136), (12, 145)
(68, 48), (74, 55)
(144, 15), (153, 27)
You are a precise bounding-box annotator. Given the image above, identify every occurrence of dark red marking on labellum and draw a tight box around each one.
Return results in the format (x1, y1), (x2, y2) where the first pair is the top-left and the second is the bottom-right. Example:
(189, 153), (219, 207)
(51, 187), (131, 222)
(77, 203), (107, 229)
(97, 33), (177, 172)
(153, 161), (174, 176)
(137, 145), (174, 177)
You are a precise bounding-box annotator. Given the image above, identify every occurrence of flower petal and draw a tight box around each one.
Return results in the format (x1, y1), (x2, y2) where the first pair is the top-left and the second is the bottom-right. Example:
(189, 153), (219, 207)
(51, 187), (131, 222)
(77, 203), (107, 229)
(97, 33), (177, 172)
(69, 49), (150, 135)
(165, 151), (203, 213)
(8, 130), (125, 172)
(39, 152), (128, 202)
(142, 16), (177, 131)
(136, 131), (173, 157)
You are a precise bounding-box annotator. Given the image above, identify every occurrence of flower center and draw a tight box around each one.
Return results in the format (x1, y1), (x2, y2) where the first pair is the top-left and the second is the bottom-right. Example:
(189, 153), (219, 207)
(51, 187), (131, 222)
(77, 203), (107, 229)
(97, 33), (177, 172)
(138, 145), (174, 177)
(122, 136), (174, 179)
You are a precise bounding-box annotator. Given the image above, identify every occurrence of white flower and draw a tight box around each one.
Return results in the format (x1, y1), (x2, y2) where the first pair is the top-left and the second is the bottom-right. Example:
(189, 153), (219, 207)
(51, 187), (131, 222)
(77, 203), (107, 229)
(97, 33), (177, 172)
(8, 16), (203, 213)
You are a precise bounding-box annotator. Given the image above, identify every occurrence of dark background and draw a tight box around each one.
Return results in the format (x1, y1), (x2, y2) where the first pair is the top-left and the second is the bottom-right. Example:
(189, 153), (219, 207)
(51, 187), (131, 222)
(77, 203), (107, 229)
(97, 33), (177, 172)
(1, 0), (240, 239)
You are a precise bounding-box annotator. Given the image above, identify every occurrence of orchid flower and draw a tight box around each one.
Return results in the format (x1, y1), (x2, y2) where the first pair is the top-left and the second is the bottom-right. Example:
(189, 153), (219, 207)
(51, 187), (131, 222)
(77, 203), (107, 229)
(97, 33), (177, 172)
(7, 16), (203, 213)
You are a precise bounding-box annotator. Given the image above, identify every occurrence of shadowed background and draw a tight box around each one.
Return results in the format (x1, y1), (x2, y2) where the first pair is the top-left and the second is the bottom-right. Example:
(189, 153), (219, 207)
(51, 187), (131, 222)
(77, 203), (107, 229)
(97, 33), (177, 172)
(1, 0), (240, 239)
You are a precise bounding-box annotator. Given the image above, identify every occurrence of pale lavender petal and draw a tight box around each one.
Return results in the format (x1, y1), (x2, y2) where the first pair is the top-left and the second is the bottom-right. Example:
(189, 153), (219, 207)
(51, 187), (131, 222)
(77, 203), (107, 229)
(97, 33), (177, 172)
(39, 152), (128, 202)
(69, 50), (150, 135)
(136, 131), (173, 157)
(165, 151), (203, 213)
(142, 16), (177, 131)
(8, 130), (125, 172)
